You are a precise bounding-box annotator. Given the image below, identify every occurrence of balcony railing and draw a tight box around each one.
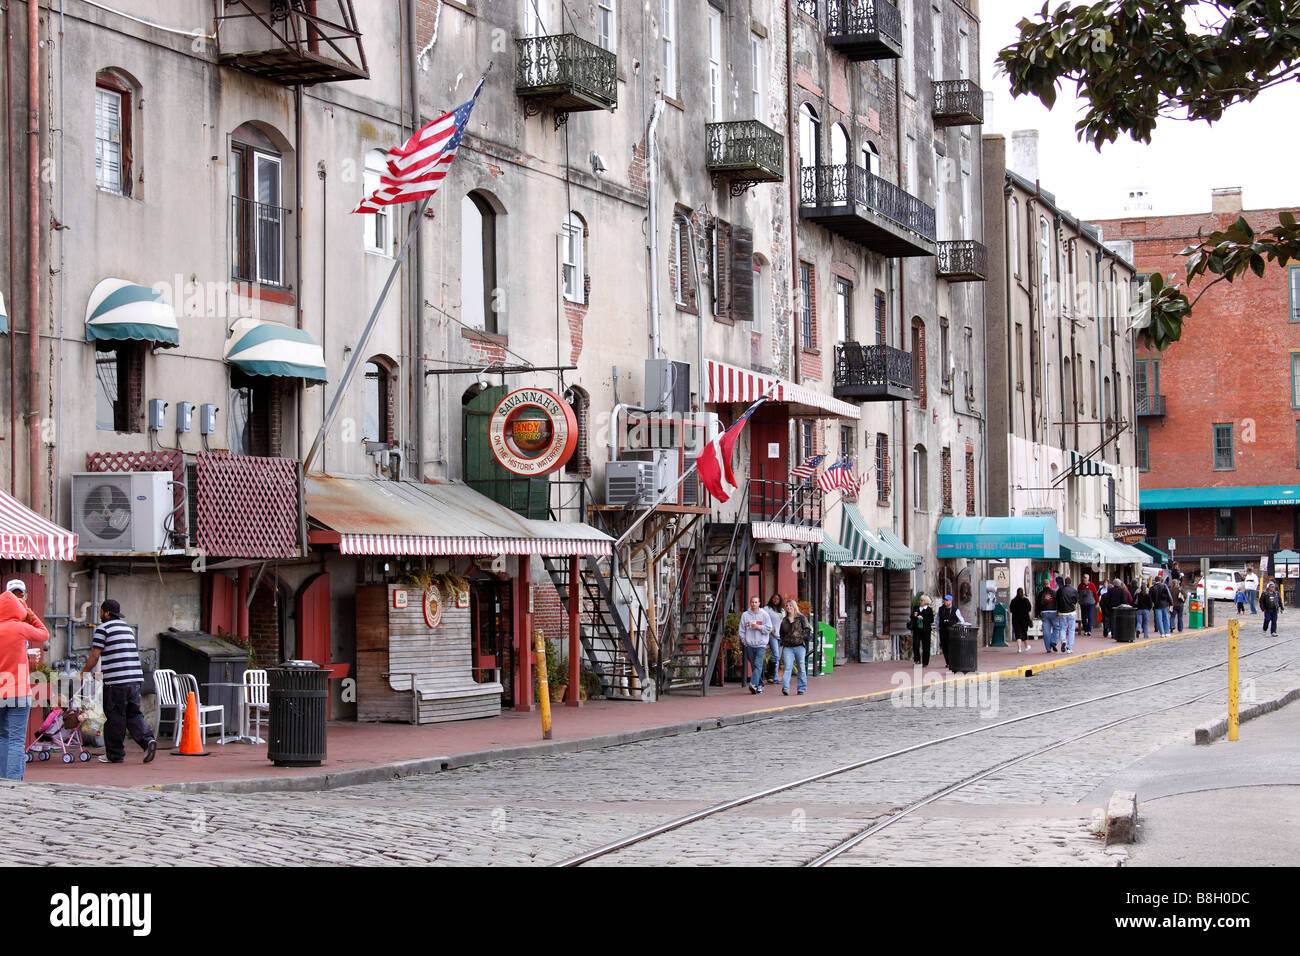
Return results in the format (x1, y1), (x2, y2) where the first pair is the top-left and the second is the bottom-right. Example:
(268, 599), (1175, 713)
(933, 78), (985, 127)
(833, 343), (914, 402)
(213, 1), (369, 85)
(1153, 534), (1280, 561)
(801, 163), (936, 257)
(515, 33), (617, 114)
(1137, 392), (1167, 416)
(231, 196), (290, 287)
(826, 0), (903, 61)
(705, 120), (784, 194)
(936, 240), (989, 281)
(749, 479), (823, 529)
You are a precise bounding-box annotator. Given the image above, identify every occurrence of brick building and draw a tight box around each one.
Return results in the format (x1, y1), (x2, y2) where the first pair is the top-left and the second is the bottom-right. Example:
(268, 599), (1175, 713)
(1094, 189), (1300, 575)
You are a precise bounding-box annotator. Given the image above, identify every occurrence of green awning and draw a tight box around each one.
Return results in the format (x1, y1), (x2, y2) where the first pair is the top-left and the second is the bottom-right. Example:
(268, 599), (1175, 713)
(839, 505), (888, 568)
(936, 516), (1061, 559)
(223, 319), (327, 384)
(84, 277), (180, 347)
(816, 540), (856, 564)
(1140, 485), (1300, 510)
(1077, 537), (1147, 565)
(1134, 540), (1170, 563)
(876, 526), (923, 570)
(1060, 534), (1102, 564)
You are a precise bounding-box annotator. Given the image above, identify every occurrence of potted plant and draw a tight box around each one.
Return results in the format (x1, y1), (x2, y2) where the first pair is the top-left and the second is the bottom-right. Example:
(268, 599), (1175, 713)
(723, 612), (743, 681)
(580, 668), (603, 701)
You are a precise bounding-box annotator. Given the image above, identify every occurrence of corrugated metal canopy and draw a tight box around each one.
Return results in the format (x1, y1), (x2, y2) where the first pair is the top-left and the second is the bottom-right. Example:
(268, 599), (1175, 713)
(305, 475), (613, 557)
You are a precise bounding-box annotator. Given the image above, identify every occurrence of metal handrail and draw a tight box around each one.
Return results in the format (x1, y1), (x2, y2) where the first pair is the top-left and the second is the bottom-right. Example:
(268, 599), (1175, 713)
(826, 0), (902, 45)
(800, 163), (936, 241)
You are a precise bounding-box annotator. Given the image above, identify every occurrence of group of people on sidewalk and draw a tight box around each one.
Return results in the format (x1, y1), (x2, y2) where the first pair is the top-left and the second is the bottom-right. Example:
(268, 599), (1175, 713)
(740, 594), (813, 697)
(907, 594), (967, 667)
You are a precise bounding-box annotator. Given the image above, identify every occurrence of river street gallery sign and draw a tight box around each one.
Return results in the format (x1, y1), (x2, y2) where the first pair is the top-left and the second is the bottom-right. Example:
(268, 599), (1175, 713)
(489, 388), (578, 476)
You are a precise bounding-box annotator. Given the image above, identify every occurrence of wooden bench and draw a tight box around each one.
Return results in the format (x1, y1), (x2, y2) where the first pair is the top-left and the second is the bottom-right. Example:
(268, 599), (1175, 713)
(384, 672), (503, 725)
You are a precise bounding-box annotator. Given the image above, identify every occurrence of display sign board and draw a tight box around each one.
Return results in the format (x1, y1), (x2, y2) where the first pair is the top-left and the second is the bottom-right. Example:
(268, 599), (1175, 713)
(1113, 523), (1148, 544)
(488, 388), (578, 476)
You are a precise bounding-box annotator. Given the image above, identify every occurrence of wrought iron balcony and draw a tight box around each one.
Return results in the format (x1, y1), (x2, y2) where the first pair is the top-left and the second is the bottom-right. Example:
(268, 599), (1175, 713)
(1137, 392), (1167, 417)
(833, 343), (914, 402)
(749, 479), (823, 529)
(936, 240), (988, 282)
(825, 0), (903, 61)
(515, 33), (617, 114)
(705, 121), (784, 195)
(800, 164), (936, 257)
(933, 79), (985, 127)
(212, 1), (369, 85)
(1153, 533), (1279, 561)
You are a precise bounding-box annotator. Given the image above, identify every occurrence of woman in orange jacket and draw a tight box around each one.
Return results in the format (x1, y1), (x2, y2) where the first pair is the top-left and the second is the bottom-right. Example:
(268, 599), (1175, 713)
(0, 588), (50, 780)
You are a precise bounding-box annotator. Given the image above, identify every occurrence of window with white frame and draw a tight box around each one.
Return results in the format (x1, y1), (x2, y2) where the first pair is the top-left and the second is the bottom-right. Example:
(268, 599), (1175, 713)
(708, 7), (723, 121)
(862, 141), (879, 177)
(95, 82), (126, 194)
(835, 277), (852, 343)
(1009, 196), (1020, 276)
(671, 212), (697, 310)
(798, 103), (820, 172)
(1039, 216), (1051, 313)
(912, 444), (928, 511)
(597, 0), (617, 52)
(662, 0), (677, 99)
(362, 150), (392, 255)
(963, 326), (974, 399)
(831, 122), (849, 167)
(753, 255), (767, 334)
(751, 32), (764, 119)
(562, 212), (585, 303)
(930, 3), (943, 80)
(524, 0), (547, 36)
(902, 0), (914, 93)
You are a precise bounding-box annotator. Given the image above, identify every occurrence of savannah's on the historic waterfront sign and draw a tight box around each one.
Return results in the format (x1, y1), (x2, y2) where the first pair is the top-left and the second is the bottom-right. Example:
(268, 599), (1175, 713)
(488, 388), (578, 476)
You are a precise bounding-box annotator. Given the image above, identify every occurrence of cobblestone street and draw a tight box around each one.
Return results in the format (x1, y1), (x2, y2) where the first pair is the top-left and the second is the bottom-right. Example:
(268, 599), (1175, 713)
(4, 622), (1297, 866)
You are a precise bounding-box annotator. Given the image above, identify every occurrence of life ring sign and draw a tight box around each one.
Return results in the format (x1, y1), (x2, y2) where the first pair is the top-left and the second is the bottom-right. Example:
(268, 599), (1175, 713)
(488, 388), (578, 476)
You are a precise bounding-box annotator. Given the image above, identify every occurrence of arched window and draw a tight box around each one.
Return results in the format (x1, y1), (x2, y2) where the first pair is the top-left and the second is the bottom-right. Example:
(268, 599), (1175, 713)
(562, 211), (586, 304)
(231, 122), (291, 287)
(462, 191), (500, 333)
(861, 140), (879, 177)
(830, 122), (849, 167)
(798, 103), (820, 172)
(363, 357), (396, 446)
(911, 316), (926, 409)
(362, 149), (393, 255)
(912, 444), (928, 512)
(96, 69), (139, 197)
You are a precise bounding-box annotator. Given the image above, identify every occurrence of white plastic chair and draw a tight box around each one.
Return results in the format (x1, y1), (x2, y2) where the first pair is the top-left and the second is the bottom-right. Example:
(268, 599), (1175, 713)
(175, 673), (227, 746)
(152, 668), (183, 746)
(240, 669), (269, 744)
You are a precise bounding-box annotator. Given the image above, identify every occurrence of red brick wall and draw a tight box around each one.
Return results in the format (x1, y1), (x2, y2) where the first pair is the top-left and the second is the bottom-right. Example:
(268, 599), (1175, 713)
(248, 587), (279, 669)
(940, 446), (952, 513)
(414, 1), (440, 50)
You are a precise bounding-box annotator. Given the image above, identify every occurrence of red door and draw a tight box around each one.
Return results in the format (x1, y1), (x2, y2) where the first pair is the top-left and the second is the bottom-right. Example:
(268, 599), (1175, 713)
(201, 573), (237, 637)
(748, 406), (789, 519)
(296, 572), (331, 664)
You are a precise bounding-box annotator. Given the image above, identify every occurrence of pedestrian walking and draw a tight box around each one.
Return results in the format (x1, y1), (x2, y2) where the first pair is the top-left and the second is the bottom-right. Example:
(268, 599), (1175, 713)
(1261, 581), (1281, 636)
(740, 596), (774, 695)
(1134, 583), (1153, 640)
(1150, 574), (1173, 637)
(1235, 581), (1247, 615)
(1170, 580), (1185, 633)
(937, 594), (966, 666)
(1244, 567), (1259, 614)
(81, 600), (156, 764)
(1078, 573), (1098, 636)
(1009, 587), (1033, 653)
(910, 595), (935, 666)
(1035, 580), (1058, 652)
(0, 588), (50, 781)
(778, 599), (812, 696)
(763, 593), (784, 683)
(1056, 577), (1079, 652)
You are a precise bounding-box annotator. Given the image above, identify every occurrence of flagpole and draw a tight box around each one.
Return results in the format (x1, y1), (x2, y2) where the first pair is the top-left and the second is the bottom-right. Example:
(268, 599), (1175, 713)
(302, 62), (493, 476)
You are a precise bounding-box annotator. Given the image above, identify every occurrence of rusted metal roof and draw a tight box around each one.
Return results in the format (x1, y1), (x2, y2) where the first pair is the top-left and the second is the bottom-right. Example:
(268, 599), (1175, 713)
(305, 475), (612, 557)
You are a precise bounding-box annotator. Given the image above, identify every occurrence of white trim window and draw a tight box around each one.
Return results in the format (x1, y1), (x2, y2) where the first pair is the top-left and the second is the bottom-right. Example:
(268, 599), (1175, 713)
(662, 0), (678, 99)
(751, 32), (764, 119)
(708, 7), (723, 121)
(597, 0), (617, 53)
(1039, 216), (1052, 313)
(95, 86), (124, 194)
(562, 212), (584, 303)
(524, 0), (547, 37)
(362, 150), (392, 256)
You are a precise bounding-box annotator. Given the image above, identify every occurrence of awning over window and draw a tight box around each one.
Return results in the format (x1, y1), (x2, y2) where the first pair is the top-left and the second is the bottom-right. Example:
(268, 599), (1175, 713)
(0, 290), (8, 335)
(704, 358), (860, 420)
(1066, 449), (1114, 477)
(937, 516), (1061, 560)
(876, 526), (923, 570)
(84, 278), (180, 347)
(1134, 540), (1169, 563)
(305, 475), (613, 557)
(1077, 536), (1148, 566)
(839, 505), (920, 569)
(0, 485), (77, 561)
(1059, 533), (1102, 564)
(1140, 485), (1300, 510)
(816, 540), (856, 564)
(224, 319), (327, 383)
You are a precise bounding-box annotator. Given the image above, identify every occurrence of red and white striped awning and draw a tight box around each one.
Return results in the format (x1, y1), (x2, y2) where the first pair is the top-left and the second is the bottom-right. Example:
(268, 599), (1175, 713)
(338, 534), (613, 557)
(0, 486), (78, 561)
(705, 359), (860, 420)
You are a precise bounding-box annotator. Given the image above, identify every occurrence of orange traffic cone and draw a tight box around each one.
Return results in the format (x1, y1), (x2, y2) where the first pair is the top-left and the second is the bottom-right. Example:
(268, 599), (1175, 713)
(171, 691), (210, 757)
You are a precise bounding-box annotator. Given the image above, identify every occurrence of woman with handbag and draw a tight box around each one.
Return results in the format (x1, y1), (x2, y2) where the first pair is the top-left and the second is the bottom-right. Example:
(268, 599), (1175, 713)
(779, 599), (812, 696)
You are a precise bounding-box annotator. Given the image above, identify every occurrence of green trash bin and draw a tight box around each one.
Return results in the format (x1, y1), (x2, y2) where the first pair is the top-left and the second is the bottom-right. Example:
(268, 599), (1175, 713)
(991, 603), (1009, 647)
(818, 622), (836, 675)
(1188, 598), (1204, 629)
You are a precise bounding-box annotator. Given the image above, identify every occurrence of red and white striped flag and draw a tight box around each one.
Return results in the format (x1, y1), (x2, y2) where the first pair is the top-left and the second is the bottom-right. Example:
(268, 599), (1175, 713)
(790, 454), (825, 481)
(817, 459), (848, 494)
(353, 78), (484, 213)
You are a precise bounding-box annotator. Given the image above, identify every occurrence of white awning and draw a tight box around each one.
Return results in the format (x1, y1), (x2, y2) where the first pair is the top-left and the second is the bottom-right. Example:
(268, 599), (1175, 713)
(1067, 450), (1115, 477)
(85, 278), (180, 347)
(224, 319), (327, 383)
(704, 359), (860, 420)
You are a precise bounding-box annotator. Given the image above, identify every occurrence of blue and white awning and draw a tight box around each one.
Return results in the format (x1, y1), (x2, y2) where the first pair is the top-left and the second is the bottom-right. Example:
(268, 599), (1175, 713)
(84, 278), (180, 347)
(0, 290), (8, 335)
(223, 319), (327, 384)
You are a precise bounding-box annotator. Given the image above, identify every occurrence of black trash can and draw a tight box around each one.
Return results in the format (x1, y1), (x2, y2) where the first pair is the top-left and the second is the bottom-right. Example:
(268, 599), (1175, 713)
(1113, 605), (1137, 643)
(950, 624), (979, 673)
(267, 662), (328, 767)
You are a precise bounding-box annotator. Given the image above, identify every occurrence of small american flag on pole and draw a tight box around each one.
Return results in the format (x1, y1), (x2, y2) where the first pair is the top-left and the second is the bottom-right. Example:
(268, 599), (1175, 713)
(817, 458), (849, 494)
(353, 77), (485, 213)
(790, 454), (825, 481)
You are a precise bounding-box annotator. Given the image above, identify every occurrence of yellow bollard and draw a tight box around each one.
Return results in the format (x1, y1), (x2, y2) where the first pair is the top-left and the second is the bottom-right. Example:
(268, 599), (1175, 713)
(1228, 618), (1239, 741)
(534, 628), (552, 740)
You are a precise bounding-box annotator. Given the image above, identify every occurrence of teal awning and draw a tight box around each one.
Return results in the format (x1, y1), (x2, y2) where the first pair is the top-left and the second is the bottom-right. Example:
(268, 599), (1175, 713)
(223, 319), (327, 384)
(1140, 485), (1300, 510)
(0, 290), (7, 335)
(1275, 549), (1300, 563)
(1077, 536), (1147, 565)
(876, 526), (923, 570)
(1060, 534), (1102, 564)
(84, 277), (180, 347)
(1134, 540), (1169, 563)
(839, 505), (888, 568)
(936, 516), (1061, 559)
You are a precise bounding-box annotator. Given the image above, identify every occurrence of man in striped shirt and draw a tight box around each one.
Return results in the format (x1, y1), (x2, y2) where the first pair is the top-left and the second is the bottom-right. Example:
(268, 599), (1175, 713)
(82, 599), (155, 764)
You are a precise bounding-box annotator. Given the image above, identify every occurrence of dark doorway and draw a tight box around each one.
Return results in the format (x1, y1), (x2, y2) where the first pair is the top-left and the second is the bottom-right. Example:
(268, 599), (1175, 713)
(471, 579), (513, 707)
(842, 573), (862, 661)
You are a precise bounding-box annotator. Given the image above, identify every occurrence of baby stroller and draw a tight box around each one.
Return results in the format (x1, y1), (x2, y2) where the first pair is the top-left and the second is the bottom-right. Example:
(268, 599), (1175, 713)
(26, 679), (97, 765)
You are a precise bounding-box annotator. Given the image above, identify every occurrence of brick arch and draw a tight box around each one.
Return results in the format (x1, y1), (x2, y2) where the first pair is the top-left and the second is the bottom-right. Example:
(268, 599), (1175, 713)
(564, 385), (592, 478)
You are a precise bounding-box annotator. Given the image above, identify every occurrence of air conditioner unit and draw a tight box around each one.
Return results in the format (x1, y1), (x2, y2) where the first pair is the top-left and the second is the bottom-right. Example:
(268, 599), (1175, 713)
(605, 460), (655, 506)
(71, 472), (183, 555)
(622, 449), (680, 499)
(644, 359), (691, 413)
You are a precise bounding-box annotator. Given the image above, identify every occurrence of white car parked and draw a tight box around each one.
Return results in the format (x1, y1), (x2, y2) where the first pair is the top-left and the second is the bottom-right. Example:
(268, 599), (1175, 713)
(1202, 568), (1245, 602)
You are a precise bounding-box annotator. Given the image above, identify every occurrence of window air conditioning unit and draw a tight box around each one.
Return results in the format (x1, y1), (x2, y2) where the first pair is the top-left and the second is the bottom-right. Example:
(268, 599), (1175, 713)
(71, 472), (183, 555)
(622, 449), (680, 499)
(644, 359), (691, 413)
(605, 460), (655, 506)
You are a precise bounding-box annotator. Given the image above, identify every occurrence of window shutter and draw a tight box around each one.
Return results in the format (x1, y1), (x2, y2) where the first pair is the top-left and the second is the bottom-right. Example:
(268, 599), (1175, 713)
(713, 219), (732, 316)
(731, 225), (754, 322)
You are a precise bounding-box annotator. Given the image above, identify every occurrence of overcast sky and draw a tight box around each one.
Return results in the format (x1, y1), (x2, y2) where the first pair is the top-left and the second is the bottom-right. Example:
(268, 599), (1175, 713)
(978, 0), (1300, 220)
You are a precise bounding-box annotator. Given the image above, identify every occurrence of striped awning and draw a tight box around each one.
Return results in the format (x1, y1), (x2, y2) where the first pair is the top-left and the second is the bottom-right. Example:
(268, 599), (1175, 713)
(224, 319), (327, 383)
(0, 290), (7, 335)
(1066, 450), (1114, 477)
(705, 358), (860, 420)
(1060, 533), (1103, 564)
(84, 278), (180, 347)
(816, 540), (856, 564)
(0, 485), (77, 561)
(1077, 536), (1147, 566)
(839, 505), (919, 569)
(751, 521), (823, 543)
(876, 526), (924, 570)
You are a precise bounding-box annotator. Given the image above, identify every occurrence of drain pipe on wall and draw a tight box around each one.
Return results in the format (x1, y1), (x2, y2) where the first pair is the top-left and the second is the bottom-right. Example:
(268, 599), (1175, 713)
(407, 0), (425, 480)
(26, 0), (40, 513)
(646, 97), (665, 360)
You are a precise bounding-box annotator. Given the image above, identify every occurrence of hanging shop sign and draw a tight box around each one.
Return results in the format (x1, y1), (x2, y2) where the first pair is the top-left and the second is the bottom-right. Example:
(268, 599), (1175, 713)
(488, 388), (578, 476)
(1113, 523), (1148, 544)
(423, 585), (444, 629)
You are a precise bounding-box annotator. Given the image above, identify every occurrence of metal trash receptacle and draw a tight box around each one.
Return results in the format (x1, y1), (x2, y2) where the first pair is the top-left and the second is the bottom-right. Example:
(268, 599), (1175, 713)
(1113, 605), (1137, 643)
(267, 662), (328, 767)
(950, 624), (979, 673)
(818, 622), (836, 675)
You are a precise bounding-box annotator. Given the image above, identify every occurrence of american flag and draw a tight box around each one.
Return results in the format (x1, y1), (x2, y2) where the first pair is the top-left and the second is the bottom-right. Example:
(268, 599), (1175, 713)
(353, 77), (485, 213)
(790, 454), (825, 481)
(817, 458), (849, 493)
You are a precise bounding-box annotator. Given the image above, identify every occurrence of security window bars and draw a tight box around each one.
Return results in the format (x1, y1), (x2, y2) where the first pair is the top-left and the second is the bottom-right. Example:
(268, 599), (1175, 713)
(1137, 425), (1149, 472)
(875, 433), (889, 503)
